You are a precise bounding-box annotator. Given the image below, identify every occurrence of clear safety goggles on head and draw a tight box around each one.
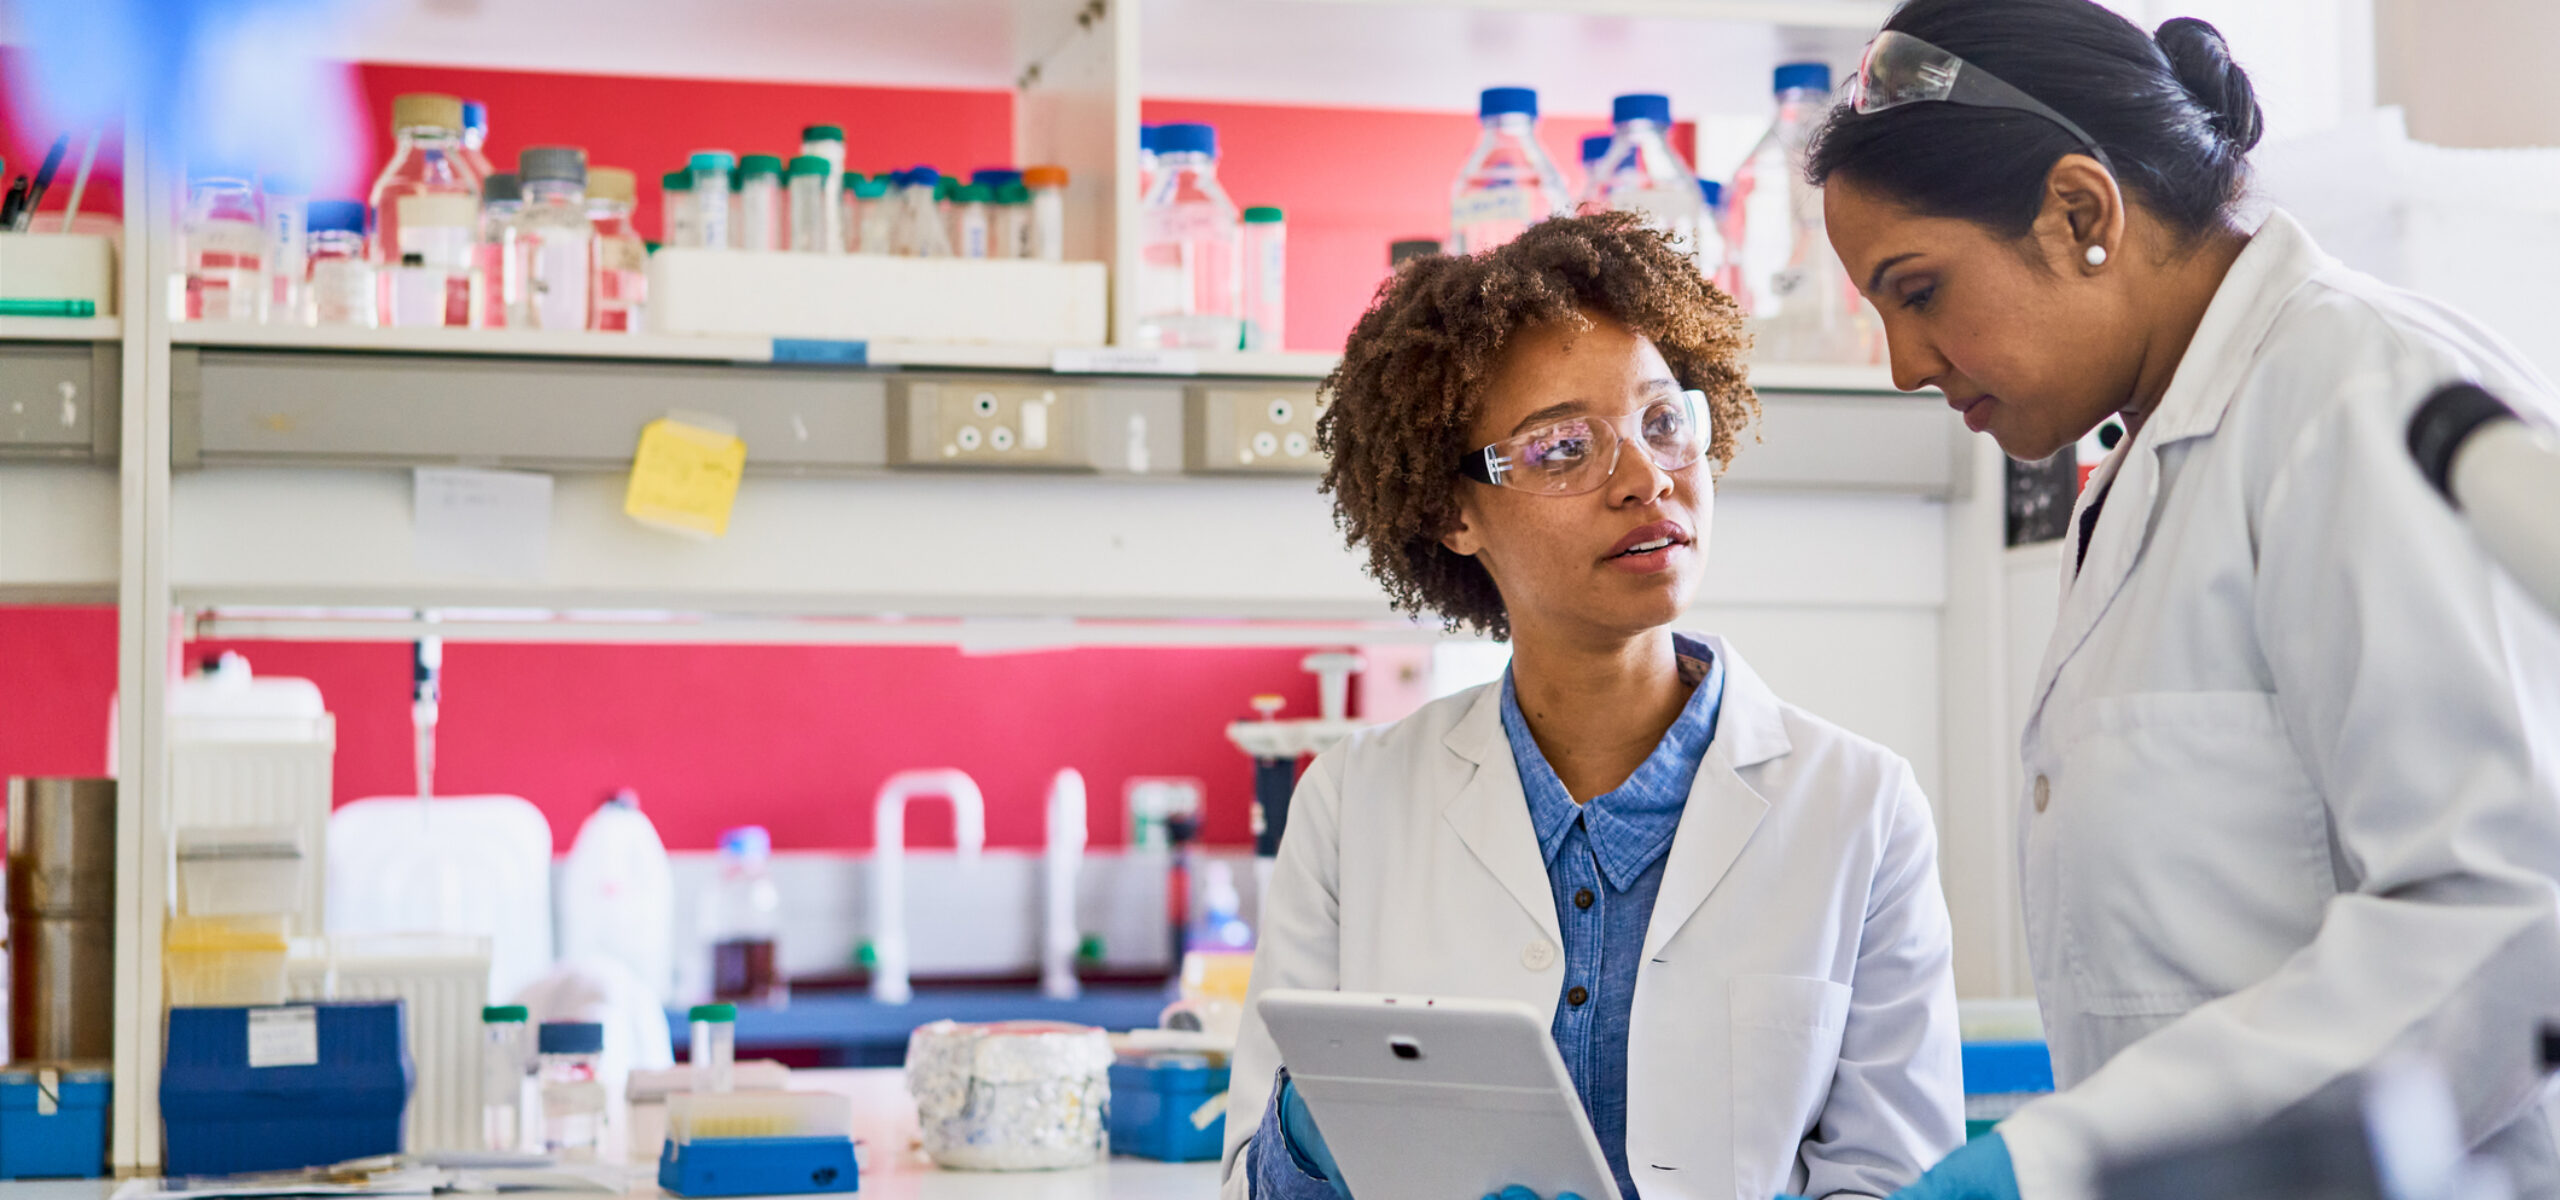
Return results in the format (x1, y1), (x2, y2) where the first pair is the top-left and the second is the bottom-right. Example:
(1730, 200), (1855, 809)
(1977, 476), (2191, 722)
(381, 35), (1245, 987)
(1458, 389), (1708, 496)
(1850, 30), (2112, 170)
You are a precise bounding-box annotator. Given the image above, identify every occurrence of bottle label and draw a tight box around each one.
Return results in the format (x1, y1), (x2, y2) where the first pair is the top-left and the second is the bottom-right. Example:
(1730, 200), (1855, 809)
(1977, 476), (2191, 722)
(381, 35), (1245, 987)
(1452, 187), (1538, 230)
(526, 236), (594, 330)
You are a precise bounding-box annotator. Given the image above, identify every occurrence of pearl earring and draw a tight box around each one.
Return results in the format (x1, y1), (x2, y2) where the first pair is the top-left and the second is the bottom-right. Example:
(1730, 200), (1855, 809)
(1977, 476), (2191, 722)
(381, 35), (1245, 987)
(2085, 245), (2108, 267)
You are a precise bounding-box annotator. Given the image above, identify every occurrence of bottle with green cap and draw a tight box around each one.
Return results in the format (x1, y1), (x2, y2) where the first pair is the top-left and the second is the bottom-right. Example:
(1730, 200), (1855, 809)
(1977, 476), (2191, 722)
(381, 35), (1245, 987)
(786, 155), (834, 253)
(481, 1004), (534, 1152)
(992, 181), (1032, 260)
(951, 183), (995, 259)
(687, 151), (735, 250)
(800, 125), (846, 248)
(1241, 205), (1287, 351)
(738, 153), (785, 251)
(847, 176), (892, 255)
(662, 168), (698, 249)
(689, 1002), (738, 1094)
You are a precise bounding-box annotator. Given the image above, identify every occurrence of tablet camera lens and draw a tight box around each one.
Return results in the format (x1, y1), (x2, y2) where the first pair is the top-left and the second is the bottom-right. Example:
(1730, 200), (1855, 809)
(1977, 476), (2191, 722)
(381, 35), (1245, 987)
(1389, 1037), (1422, 1061)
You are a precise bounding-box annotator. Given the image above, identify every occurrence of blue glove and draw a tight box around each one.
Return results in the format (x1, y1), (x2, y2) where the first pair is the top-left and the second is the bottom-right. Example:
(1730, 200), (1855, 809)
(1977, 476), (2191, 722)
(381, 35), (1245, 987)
(1483, 1189), (1584, 1200)
(1279, 1077), (1354, 1200)
(1887, 1133), (2020, 1200)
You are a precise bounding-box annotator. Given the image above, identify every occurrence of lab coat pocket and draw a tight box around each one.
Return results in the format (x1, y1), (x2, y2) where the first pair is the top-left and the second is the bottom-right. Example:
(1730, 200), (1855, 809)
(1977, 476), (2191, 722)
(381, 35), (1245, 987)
(1727, 974), (1852, 1198)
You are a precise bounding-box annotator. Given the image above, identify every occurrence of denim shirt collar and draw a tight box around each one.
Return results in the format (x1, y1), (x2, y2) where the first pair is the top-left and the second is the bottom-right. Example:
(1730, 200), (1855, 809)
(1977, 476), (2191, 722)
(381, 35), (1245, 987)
(1498, 633), (1725, 891)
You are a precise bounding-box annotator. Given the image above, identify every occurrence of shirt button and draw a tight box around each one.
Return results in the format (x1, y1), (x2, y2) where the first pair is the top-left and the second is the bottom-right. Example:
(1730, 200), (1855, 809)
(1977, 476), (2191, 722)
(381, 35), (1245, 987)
(1567, 986), (1589, 1007)
(1522, 940), (1556, 971)
(1574, 888), (1595, 910)
(2034, 774), (2052, 813)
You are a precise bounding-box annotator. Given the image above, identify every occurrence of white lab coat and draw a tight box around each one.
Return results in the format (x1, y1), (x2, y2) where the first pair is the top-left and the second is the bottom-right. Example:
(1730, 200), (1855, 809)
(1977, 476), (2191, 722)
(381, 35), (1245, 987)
(1997, 210), (2560, 1200)
(1222, 637), (1964, 1200)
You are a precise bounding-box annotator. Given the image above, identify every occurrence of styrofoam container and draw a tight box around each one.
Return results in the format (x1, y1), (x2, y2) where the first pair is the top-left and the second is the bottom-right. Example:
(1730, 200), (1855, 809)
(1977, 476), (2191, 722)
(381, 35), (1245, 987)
(0, 232), (116, 312)
(176, 825), (308, 916)
(646, 249), (1107, 346)
(287, 933), (493, 1154)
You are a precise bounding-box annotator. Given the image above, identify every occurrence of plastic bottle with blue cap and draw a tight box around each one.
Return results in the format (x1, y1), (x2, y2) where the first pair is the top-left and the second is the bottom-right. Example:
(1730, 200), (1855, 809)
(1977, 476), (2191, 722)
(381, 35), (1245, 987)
(1593, 92), (1717, 275)
(891, 167), (953, 257)
(305, 199), (377, 327)
(1577, 133), (1614, 210)
(1450, 86), (1571, 255)
(1727, 61), (1879, 363)
(1136, 122), (1244, 350)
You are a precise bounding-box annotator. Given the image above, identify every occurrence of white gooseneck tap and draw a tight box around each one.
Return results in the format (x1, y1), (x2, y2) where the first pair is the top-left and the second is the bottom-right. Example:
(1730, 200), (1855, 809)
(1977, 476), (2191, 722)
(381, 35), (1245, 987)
(870, 768), (987, 1005)
(1042, 768), (1088, 1000)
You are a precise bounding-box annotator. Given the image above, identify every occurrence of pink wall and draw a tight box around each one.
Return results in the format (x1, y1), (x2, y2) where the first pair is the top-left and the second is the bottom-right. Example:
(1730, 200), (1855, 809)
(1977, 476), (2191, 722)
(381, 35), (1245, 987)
(0, 47), (127, 229)
(0, 607), (1322, 852)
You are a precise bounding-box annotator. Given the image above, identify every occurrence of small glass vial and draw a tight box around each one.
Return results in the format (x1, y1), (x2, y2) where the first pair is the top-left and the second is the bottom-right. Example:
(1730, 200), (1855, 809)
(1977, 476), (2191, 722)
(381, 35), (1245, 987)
(538, 1021), (608, 1163)
(180, 167), (265, 323)
(475, 172), (522, 328)
(1023, 165), (1069, 262)
(481, 1005), (532, 1152)
(737, 154), (783, 252)
(662, 170), (697, 249)
(849, 177), (892, 255)
(688, 1003), (737, 1094)
(305, 200), (377, 328)
(892, 168), (951, 257)
(1241, 205), (1286, 351)
(786, 155), (831, 253)
(951, 184), (994, 259)
(587, 167), (646, 332)
(688, 151), (735, 251)
(260, 174), (309, 325)
(800, 124), (845, 249)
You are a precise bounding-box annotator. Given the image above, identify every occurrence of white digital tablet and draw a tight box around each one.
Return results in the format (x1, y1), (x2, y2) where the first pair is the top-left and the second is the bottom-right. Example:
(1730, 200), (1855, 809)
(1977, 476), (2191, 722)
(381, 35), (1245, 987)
(1256, 989), (1622, 1200)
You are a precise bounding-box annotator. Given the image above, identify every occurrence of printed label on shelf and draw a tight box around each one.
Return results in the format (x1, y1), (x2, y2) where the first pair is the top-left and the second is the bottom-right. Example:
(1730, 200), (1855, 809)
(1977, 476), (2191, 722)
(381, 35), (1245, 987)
(772, 338), (870, 364)
(625, 416), (747, 538)
(1051, 347), (1200, 376)
(247, 1006), (320, 1069)
(413, 467), (553, 581)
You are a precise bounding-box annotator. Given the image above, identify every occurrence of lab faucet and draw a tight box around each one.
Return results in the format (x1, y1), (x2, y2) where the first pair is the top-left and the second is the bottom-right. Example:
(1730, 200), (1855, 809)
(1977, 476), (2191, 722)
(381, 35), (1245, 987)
(1043, 768), (1087, 1000)
(869, 768), (987, 1005)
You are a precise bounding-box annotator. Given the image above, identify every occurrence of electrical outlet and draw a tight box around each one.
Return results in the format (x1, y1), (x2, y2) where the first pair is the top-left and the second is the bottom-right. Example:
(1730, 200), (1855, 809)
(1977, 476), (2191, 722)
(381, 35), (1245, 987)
(889, 379), (1091, 469)
(1184, 383), (1326, 474)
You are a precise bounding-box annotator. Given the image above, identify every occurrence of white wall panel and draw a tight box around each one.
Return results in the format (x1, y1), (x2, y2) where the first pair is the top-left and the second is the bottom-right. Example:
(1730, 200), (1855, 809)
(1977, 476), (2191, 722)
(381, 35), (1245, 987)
(0, 464), (119, 599)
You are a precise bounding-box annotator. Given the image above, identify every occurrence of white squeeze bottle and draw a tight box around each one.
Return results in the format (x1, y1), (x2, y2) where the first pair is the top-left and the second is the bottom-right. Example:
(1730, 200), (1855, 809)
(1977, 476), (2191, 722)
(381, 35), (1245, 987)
(1594, 93), (1711, 273)
(1449, 86), (1570, 255)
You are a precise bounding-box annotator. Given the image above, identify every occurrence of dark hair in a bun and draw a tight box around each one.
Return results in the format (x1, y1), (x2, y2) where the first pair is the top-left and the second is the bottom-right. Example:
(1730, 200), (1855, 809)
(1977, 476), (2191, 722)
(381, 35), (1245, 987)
(1808, 0), (2260, 243)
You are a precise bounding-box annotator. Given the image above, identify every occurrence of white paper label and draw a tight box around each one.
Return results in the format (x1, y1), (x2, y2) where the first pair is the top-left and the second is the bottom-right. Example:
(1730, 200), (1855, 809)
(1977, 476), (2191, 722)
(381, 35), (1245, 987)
(247, 1007), (320, 1068)
(414, 467), (554, 581)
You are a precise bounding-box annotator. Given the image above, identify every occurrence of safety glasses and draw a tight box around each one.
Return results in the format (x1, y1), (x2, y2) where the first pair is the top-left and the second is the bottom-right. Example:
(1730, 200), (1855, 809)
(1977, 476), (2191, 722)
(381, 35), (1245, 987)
(1458, 389), (1708, 496)
(1851, 30), (2112, 170)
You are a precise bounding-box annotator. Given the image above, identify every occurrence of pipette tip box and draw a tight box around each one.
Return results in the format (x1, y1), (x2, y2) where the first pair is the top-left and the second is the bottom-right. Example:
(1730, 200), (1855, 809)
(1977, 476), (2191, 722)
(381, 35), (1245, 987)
(659, 1137), (860, 1196)
(1107, 1056), (1230, 1162)
(0, 1069), (109, 1179)
(160, 1001), (411, 1177)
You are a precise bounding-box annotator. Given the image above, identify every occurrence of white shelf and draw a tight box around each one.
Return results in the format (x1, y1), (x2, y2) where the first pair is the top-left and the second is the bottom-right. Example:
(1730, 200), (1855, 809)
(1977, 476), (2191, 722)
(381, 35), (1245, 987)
(173, 323), (776, 362)
(0, 316), (120, 341)
(1281, 0), (1890, 26)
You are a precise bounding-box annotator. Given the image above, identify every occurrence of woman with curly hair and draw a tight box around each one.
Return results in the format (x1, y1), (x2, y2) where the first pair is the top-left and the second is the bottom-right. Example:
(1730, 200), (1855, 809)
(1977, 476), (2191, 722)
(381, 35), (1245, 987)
(1219, 211), (1962, 1200)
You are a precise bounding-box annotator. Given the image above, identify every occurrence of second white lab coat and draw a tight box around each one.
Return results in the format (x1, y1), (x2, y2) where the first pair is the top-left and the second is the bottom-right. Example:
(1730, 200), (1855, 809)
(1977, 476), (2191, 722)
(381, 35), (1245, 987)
(1996, 210), (2560, 1199)
(1221, 637), (1964, 1200)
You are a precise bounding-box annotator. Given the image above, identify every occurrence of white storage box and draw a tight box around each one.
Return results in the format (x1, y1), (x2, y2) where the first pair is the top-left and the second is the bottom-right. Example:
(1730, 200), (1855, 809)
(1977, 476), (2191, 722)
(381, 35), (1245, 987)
(288, 933), (492, 1153)
(647, 249), (1108, 346)
(0, 232), (116, 313)
(175, 825), (307, 916)
(164, 654), (337, 937)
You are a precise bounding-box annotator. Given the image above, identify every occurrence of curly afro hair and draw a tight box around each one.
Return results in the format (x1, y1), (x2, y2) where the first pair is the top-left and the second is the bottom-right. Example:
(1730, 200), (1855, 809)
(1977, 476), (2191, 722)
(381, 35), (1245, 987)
(1315, 210), (1758, 640)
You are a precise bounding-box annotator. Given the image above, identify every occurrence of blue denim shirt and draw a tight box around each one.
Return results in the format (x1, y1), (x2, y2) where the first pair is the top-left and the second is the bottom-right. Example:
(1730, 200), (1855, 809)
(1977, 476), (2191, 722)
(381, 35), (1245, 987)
(1250, 637), (1724, 1200)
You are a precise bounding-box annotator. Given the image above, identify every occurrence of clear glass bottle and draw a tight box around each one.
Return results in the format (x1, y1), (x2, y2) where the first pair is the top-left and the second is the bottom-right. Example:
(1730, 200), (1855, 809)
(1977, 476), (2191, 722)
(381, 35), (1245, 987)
(180, 167), (265, 323)
(475, 172), (522, 328)
(688, 1003), (737, 1094)
(1595, 93), (1713, 273)
(736, 154), (783, 252)
(481, 1004), (532, 1153)
(799, 125), (845, 251)
(1135, 123), (1242, 350)
(705, 826), (784, 1006)
(849, 176), (892, 255)
(662, 170), (697, 249)
(367, 91), (484, 325)
(951, 184), (994, 259)
(1727, 62), (1878, 363)
(1576, 133), (1613, 213)
(305, 199), (377, 328)
(260, 174), (309, 325)
(786, 155), (831, 253)
(891, 168), (952, 258)
(459, 100), (495, 182)
(1448, 86), (1570, 256)
(537, 1022), (607, 1163)
(586, 166), (646, 333)
(1241, 205), (1285, 351)
(510, 146), (594, 331)
(688, 151), (735, 252)
(1023, 165), (1068, 262)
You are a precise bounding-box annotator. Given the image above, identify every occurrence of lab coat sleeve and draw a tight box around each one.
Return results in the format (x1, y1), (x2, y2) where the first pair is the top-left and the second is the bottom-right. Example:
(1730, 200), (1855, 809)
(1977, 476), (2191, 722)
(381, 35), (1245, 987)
(1800, 760), (1966, 1200)
(1998, 375), (2560, 1200)
(1221, 749), (1349, 1200)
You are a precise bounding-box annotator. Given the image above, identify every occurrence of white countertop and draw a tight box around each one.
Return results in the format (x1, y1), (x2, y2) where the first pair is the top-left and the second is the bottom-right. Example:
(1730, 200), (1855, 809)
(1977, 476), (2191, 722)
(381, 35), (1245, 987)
(2, 1069), (1218, 1200)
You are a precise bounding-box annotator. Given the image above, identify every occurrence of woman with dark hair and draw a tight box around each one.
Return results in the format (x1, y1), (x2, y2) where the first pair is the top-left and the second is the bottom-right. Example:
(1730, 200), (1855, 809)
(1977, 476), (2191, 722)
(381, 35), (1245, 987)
(1811, 2), (2560, 1198)
(1217, 211), (1965, 1200)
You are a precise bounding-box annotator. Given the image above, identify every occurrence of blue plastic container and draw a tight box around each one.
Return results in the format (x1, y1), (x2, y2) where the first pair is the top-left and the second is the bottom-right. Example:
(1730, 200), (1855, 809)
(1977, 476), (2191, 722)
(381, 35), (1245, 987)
(1960, 1040), (2055, 1140)
(1108, 1056), (1230, 1162)
(660, 1136), (859, 1197)
(162, 1002), (411, 1177)
(0, 1069), (109, 1179)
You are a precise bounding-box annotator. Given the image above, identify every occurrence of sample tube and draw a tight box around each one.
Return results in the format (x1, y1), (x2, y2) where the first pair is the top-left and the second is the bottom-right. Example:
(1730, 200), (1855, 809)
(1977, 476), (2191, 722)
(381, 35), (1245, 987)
(737, 154), (783, 252)
(787, 155), (831, 253)
(1023, 165), (1069, 262)
(688, 151), (735, 251)
(689, 1003), (737, 1094)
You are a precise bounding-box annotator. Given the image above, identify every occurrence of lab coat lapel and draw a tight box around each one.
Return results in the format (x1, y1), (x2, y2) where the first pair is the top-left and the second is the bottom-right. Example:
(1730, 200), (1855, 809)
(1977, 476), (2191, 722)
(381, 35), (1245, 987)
(2024, 212), (2331, 732)
(1440, 684), (1566, 947)
(1642, 637), (1781, 961)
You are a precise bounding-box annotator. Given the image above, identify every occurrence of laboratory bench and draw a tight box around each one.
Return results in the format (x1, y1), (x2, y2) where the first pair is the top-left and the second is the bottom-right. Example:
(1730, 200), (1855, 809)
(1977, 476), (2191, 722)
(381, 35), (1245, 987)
(667, 986), (1177, 1067)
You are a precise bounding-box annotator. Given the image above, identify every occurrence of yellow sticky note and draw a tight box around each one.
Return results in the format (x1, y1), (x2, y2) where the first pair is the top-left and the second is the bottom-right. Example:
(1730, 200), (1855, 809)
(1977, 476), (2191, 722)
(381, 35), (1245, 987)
(625, 417), (746, 537)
